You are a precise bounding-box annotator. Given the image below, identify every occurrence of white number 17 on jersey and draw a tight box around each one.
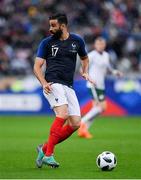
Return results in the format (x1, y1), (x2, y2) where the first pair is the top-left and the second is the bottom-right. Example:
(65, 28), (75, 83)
(52, 47), (59, 56)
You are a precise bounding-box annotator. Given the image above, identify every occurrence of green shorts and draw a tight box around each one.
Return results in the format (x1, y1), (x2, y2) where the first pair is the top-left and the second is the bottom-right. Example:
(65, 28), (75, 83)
(89, 87), (105, 102)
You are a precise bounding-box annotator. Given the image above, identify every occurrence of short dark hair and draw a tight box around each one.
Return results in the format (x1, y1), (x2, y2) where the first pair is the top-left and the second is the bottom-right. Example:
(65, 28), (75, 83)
(95, 37), (106, 42)
(49, 13), (68, 25)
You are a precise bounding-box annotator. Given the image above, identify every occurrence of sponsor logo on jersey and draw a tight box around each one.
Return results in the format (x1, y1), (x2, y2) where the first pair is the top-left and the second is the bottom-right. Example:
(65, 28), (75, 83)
(52, 44), (57, 48)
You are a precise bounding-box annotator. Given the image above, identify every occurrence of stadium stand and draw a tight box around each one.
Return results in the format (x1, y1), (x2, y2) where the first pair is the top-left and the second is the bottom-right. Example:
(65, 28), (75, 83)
(0, 0), (141, 81)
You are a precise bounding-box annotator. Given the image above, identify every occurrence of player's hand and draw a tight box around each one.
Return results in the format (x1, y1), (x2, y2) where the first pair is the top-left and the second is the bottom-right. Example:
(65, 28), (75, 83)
(43, 82), (53, 94)
(114, 70), (123, 78)
(81, 73), (96, 85)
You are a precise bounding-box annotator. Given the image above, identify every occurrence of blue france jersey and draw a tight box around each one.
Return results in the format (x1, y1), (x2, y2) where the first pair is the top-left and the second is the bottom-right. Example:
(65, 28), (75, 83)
(36, 33), (87, 87)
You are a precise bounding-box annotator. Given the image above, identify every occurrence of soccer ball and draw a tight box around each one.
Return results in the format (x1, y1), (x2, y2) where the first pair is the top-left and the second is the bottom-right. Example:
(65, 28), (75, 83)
(96, 151), (117, 171)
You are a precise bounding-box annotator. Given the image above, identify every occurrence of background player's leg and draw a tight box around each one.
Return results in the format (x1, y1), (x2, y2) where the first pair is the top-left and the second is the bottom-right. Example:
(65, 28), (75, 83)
(82, 104), (103, 128)
(78, 101), (106, 138)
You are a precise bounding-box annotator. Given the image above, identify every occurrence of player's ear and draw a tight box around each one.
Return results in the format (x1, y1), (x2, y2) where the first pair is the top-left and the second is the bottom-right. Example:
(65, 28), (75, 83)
(61, 24), (66, 28)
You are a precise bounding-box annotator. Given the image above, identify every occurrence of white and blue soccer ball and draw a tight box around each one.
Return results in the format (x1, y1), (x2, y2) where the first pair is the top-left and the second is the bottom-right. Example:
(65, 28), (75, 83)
(96, 151), (117, 171)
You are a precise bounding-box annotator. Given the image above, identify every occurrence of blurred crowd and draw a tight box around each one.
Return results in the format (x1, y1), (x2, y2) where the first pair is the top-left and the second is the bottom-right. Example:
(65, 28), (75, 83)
(0, 0), (141, 80)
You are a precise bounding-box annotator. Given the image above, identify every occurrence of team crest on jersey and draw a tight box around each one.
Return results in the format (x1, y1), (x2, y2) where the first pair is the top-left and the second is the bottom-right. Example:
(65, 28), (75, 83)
(55, 98), (58, 102)
(72, 43), (76, 48)
(70, 42), (77, 53)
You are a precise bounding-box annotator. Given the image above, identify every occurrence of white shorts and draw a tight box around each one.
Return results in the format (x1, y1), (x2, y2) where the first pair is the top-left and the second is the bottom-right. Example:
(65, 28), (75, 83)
(43, 83), (81, 116)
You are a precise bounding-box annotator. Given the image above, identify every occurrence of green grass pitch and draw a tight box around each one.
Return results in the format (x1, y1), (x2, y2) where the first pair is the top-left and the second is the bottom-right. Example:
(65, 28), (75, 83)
(0, 116), (141, 179)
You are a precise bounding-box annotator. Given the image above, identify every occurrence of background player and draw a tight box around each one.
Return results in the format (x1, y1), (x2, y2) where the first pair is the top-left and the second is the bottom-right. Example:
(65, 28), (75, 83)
(78, 37), (123, 139)
(34, 13), (93, 168)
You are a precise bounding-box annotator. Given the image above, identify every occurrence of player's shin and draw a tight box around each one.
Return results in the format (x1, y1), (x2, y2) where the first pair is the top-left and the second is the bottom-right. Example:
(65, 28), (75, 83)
(45, 116), (65, 156)
(58, 125), (75, 143)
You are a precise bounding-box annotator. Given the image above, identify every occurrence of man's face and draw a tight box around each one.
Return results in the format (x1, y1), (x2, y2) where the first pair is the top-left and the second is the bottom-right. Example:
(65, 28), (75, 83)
(49, 19), (63, 39)
(94, 40), (106, 52)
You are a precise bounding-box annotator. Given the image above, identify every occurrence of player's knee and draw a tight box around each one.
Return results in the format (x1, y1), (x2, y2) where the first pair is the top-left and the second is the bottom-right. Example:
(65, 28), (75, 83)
(54, 105), (69, 119)
(100, 101), (107, 111)
(99, 105), (105, 112)
(71, 120), (81, 130)
(103, 106), (106, 111)
(57, 112), (69, 120)
(102, 104), (107, 111)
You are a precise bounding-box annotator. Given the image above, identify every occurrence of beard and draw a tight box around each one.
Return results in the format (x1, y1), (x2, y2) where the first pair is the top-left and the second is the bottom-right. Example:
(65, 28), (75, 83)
(50, 29), (63, 39)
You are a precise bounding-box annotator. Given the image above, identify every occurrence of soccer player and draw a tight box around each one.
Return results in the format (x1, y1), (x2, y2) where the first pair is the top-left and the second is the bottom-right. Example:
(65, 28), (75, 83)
(34, 13), (93, 168)
(78, 37), (122, 139)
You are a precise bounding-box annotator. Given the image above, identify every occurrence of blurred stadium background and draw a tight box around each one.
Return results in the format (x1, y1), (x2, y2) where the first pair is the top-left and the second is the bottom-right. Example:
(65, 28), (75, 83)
(0, 0), (141, 178)
(0, 0), (141, 115)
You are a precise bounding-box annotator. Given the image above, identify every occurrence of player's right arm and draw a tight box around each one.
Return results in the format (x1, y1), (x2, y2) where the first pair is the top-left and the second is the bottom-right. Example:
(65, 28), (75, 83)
(33, 39), (52, 94)
(33, 58), (52, 94)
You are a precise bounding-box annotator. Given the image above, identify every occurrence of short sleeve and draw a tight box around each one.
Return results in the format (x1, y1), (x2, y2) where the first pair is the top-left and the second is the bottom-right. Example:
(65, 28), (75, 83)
(88, 51), (94, 66)
(36, 39), (47, 59)
(77, 37), (88, 58)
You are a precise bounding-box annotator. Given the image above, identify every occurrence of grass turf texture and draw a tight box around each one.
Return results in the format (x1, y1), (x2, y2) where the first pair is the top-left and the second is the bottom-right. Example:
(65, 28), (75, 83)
(0, 116), (141, 179)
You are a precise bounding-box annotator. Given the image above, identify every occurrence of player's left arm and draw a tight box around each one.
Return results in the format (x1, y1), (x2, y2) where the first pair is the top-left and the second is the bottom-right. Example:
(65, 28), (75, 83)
(78, 36), (95, 84)
(80, 56), (94, 84)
